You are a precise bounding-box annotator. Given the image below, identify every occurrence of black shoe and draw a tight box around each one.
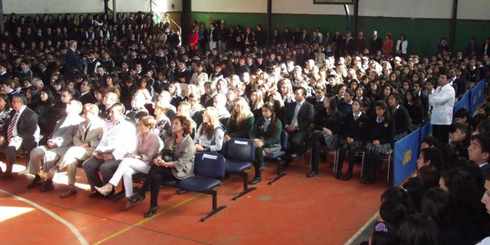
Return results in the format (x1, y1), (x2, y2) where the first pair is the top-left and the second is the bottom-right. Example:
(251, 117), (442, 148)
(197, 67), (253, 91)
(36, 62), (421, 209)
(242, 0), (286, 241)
(250, 176), (261, 185)
(144, 206), (158, 218)
(128, 193), (145, 204)
(306, 171), (319, 178)
(176, 189), (187, 195)
(341, 173), (353, 181)
(40, 180), (54, 192)
(360, 178), (375, 184)
(27, 175), (42, 189)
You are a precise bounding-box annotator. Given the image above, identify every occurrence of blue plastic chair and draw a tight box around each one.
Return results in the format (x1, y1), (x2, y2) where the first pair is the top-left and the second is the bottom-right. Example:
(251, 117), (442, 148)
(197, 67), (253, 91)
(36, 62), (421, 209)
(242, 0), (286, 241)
(177, 152), (227, 222)
(223, 138), (256, 200)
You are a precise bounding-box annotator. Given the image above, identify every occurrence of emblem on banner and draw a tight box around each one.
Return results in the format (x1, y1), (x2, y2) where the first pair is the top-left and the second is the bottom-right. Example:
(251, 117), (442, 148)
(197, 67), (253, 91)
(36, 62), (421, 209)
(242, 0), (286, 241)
(403, 150), (412, 166)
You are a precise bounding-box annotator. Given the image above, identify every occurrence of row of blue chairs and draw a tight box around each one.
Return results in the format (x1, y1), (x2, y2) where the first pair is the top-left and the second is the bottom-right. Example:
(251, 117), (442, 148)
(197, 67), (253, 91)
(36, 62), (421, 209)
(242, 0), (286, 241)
(121, 138), (259, 222)
(178, 138), (262, 221)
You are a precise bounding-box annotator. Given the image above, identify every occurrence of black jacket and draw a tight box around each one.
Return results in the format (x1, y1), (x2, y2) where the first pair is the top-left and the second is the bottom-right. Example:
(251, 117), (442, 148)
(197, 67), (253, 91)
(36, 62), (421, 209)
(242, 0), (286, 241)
(4, 107), (39, 152)
(63, 49), (83, 76)
(284, 100), (315, 132)
(341, 112), (369, 141)
(367, 116), (395, 144)
(314, 109), (343, 135)
(79, 92), (97, 105)
(391, 105), (412, 136)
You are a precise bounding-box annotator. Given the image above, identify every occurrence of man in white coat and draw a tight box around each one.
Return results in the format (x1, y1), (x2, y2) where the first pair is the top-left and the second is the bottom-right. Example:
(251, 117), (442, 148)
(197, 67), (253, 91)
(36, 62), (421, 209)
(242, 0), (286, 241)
(82, 103), (137, 197)
(429, 73), (456, 144)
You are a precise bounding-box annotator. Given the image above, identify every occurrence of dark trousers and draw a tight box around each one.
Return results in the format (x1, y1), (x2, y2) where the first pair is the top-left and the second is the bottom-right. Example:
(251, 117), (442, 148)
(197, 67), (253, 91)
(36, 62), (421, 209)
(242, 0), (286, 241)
(0, 144), (31, 174)
(337, 142), (363, 177)
(254, 147), (263, 178)
(362, 152), (380, 182)
(310, 131), (326, 173)
(432, 124), (450, 144)
(285, 130), (308, 158)
(82, 157), (120, 188)
(0, 145), (17, 173)
(148, 165), (177, 208)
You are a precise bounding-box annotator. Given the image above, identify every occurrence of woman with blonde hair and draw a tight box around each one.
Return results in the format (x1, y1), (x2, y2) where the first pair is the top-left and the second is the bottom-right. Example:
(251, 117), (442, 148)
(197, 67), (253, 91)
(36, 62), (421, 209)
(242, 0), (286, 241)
(195, 107), (225, 152)
(249, 90), (264, 118)
(225, 97), (255, 140)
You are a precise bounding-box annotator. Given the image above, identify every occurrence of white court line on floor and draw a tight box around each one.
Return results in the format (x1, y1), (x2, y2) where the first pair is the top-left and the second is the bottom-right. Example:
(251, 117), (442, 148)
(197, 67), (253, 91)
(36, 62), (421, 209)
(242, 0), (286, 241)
(344, 211), (379, 245)
(0, 188), (89, 245)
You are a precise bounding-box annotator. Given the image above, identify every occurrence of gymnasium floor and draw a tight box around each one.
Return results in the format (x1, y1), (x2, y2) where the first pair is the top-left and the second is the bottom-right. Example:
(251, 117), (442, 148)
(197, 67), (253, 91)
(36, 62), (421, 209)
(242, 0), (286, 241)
(0, 159), (384, 245)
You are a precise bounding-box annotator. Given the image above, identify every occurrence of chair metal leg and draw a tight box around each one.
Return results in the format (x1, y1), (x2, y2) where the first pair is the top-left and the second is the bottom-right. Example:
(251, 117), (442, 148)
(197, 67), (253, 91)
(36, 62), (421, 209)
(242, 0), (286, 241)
(386, 153), (392, 185)
(232, 171), (256, 200)
(360, 152), (366, 180)
(268, 160), (287, 185)
(200, 190), (226, 222)
(331, 149), (340, 175)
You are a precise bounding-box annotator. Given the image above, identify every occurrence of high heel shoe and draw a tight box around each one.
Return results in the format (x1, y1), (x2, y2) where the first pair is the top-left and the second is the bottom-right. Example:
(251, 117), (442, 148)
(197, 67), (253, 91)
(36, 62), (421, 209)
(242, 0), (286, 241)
(95, 184), (114, 196)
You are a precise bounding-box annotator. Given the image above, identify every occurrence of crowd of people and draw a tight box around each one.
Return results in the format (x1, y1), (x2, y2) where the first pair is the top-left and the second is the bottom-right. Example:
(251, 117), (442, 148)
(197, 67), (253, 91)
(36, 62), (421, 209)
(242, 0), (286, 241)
(364, 125), (490, 245)
(1, 13), (490, 238)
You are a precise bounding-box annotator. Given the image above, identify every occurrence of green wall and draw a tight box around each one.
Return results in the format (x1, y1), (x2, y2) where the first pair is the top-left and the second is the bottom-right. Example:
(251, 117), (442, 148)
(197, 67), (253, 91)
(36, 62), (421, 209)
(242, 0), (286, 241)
(192, 12), (267, 27)
(192, 12), (490, 56)
(357, 17), (451, 56)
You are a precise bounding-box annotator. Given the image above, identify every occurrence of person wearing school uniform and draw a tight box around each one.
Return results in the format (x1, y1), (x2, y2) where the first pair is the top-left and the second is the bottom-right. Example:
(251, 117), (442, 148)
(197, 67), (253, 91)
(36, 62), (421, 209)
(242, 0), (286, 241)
(338, 100), (368, 180)
(362, 101), (395, 184)
(252, 103), (283, 184)
(388, 94), (412, 138)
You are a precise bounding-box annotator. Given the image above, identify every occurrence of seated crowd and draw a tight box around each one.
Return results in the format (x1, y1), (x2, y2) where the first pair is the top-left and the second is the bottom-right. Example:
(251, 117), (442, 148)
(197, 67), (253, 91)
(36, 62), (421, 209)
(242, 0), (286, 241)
(0, 13), (490, 226)
(363, 120), (490, 245)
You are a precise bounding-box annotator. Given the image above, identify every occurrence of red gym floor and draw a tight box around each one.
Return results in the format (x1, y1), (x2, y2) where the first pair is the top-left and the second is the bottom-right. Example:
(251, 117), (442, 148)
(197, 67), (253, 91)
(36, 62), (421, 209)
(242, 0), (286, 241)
(0, 159), (384, 245)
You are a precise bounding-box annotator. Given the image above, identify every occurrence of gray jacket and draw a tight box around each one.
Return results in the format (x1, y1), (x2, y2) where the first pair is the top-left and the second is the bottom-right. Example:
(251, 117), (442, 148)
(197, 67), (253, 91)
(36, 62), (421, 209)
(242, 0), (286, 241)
(165, 134), (195, 180)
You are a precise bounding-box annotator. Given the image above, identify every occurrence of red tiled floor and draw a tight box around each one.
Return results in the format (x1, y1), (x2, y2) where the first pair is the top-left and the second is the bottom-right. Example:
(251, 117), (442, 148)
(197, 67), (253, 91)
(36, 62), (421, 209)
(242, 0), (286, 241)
(0, 159), (385, 245)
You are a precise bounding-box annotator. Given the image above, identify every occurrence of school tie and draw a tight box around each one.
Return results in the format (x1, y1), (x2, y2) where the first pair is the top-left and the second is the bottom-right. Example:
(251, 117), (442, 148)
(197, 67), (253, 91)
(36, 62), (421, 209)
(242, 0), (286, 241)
(7, 113), (19, 140)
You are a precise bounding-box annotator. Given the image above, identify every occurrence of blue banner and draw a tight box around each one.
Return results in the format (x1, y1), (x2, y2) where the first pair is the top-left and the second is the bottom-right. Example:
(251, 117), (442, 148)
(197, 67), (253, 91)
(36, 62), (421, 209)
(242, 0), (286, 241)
(470, 80), (486, 114)
(420, 122), (432, 141)
(454, 90), (471, 115)
(393, 128), (421, 186)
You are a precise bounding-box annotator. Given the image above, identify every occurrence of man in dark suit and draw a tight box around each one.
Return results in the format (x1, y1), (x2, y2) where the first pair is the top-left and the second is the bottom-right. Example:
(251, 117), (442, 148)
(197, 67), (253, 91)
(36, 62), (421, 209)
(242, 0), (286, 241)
(79, 80), (97, 105)
(468, 134), (490, 177)
(282, 87), (315, 168)
(388, 94), (412, 138)
(63, 40), (83, 79)
(0, 95), (39, 177)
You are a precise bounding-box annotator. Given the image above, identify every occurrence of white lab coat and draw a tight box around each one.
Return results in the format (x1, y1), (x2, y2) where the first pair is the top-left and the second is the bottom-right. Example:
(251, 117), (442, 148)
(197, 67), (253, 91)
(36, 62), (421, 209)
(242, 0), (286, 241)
(429, 83), (456, 125)
(96, 119), (137, 160)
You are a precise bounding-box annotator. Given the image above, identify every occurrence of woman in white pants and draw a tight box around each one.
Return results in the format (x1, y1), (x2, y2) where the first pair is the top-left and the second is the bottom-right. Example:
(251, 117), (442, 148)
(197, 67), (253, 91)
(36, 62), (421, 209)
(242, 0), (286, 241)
(95, 115), (161, 207)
